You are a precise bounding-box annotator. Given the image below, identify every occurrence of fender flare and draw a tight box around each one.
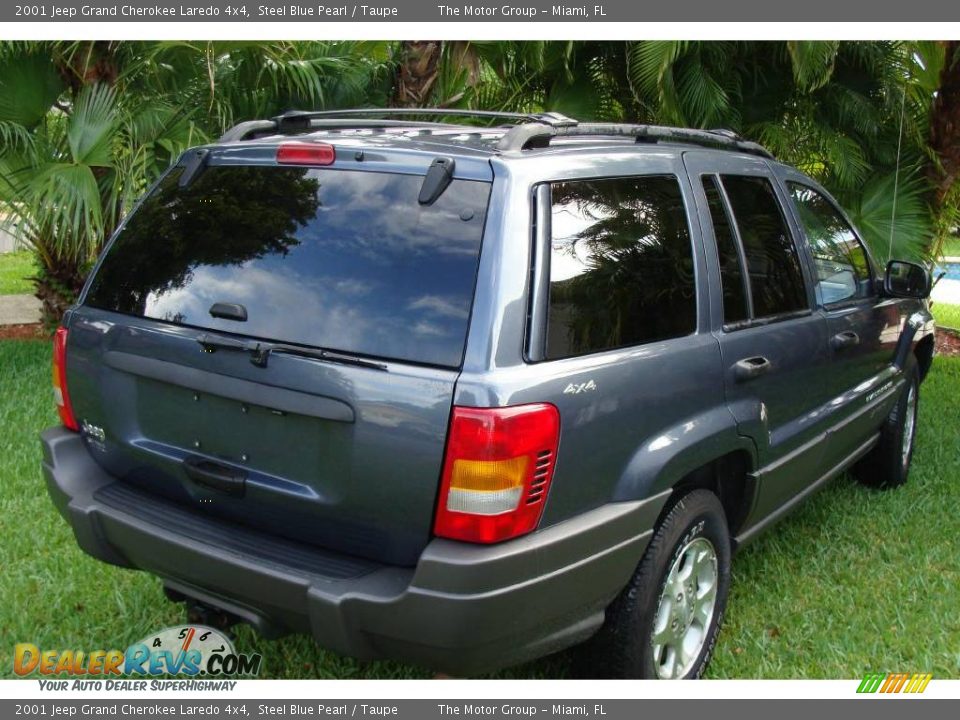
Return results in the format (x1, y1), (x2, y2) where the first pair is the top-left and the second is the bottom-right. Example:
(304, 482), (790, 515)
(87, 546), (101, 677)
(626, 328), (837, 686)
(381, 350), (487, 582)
(612, 404), (758, 503)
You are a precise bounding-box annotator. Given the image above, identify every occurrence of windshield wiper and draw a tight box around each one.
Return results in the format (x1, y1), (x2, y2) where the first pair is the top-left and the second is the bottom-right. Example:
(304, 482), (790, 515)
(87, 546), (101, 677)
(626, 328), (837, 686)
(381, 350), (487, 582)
(196, 332), (388, 371)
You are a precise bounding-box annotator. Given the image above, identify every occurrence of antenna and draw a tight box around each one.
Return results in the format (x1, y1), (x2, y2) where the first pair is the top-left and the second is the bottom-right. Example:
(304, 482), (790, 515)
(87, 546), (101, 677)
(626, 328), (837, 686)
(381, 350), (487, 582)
(888, 82), (907, 263)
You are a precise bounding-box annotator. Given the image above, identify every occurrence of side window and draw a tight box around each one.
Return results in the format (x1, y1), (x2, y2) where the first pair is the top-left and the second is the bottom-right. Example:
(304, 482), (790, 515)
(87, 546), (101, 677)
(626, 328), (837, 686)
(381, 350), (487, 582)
(788, 183), (873, 305)
(546, 175), (696, 360)
(720, 175), (808, 318)
(703, 175), (749, 324)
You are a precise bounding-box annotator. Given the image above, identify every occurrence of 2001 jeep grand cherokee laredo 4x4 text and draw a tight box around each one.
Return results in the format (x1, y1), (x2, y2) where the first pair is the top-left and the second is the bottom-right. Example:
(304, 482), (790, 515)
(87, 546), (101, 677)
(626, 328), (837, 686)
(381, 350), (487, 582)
(42, 109), (935, 679)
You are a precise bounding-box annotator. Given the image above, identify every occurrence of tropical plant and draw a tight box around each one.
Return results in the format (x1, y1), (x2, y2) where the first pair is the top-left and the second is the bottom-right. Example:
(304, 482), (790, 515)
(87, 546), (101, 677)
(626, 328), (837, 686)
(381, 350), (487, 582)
(427, 41), (952, 263)
(611, 41), (938, 262)
(2, 40), (956, 329)
(0, 41), (392, 327)
(926, 41), (960, 258)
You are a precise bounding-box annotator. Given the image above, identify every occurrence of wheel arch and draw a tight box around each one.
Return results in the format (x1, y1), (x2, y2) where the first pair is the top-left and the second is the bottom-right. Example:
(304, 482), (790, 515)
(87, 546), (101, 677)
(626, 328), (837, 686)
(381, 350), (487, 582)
(612, 406), (758, 537)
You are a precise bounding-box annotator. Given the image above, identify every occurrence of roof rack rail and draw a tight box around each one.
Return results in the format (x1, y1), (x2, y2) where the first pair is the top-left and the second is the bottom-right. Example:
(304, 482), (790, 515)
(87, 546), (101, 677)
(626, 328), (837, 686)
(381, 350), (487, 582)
(218, 108), (578, 143)
(219, 118), (464, 143)
(496, 122), (774, 159)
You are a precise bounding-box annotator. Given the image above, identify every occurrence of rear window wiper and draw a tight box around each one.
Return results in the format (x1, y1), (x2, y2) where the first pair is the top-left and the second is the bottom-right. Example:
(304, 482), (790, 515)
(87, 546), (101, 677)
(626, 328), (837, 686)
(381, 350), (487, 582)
(196, 332), (388, 371)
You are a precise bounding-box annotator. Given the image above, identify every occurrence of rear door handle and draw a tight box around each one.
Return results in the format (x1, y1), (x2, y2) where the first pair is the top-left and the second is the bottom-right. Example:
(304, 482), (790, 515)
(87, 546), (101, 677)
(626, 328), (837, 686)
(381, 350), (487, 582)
(183, 457), (247, 497)
(830, 331), (860, 350)
(732, 356), (772, 382)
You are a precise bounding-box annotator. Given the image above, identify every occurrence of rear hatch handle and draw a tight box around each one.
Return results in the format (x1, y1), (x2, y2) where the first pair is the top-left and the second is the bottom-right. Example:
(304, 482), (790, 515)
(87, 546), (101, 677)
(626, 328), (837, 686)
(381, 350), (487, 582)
(183, 456), (247, 497)
(196, 332), (388, 371)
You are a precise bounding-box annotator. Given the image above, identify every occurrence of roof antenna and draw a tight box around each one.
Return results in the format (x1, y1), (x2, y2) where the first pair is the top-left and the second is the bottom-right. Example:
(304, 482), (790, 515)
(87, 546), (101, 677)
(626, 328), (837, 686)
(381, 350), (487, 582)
(887, 81), (907, 263)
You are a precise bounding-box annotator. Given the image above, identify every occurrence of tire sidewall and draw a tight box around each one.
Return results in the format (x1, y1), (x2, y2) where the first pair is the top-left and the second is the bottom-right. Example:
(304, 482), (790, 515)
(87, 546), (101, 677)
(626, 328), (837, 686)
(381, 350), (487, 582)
(886, 368), (920, 486)
(637, 492), (731, 679)
(898, 370), (920, 480)
(852, 364), (920, 489)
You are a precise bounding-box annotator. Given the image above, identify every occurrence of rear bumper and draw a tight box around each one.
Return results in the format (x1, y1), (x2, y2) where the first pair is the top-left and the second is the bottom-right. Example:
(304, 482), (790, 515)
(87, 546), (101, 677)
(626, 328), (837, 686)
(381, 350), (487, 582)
(42, 427), (666, 675)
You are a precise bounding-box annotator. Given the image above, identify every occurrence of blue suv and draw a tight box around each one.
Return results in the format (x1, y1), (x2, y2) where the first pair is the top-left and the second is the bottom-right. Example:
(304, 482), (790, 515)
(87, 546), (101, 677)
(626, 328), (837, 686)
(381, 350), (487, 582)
(42, 110), (935, 679)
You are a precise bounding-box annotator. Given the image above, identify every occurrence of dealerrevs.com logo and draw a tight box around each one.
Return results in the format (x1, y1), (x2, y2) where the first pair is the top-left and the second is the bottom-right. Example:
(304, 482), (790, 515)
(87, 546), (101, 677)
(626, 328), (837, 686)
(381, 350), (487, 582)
(13, 625), (262, 683)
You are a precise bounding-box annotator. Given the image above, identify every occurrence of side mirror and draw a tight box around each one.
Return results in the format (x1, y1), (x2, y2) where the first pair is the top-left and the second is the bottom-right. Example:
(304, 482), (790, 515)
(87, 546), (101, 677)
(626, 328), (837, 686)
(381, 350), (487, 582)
(884, 260), (931, 299)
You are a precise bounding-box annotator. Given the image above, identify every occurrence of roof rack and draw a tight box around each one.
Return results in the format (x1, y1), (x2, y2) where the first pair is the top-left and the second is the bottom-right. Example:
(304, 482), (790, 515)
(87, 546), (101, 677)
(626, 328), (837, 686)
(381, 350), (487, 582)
(218, 108), (578, 143)
(217, 109), (772, 159)
(497, 122), (774, 159)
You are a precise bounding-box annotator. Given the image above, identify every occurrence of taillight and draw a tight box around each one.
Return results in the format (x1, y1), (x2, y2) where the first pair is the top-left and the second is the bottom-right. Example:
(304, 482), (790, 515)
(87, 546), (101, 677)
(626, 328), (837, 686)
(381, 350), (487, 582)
(276, 142), (335, 166)
(52, 327), (78, 431)
(434, 404), (560, 544)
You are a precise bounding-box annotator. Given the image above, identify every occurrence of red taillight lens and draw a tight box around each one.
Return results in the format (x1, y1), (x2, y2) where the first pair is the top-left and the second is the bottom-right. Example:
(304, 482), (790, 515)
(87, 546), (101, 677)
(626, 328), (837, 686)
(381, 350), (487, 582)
(276, 142), (335, 166)
(434, 403), (560, 544)
(52, 327), (78, 431)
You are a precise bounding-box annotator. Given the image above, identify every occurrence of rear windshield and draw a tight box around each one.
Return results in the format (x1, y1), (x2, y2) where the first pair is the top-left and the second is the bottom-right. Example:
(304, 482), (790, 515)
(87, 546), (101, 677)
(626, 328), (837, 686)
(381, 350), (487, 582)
(85, 165), (490, 367)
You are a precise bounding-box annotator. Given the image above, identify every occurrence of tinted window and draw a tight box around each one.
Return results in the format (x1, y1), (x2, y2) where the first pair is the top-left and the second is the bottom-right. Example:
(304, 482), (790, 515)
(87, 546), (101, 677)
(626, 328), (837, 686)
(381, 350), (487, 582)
(546, 175), (696, 359)
(720, 175), (808, 318)
(788, 183), (872, 305)
(703, 175), (748, 324)
(85, 166), (489, 367)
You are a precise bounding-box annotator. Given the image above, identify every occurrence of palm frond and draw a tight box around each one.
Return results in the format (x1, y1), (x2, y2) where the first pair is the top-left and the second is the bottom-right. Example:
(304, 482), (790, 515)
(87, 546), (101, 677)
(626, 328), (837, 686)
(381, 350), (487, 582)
(20, 162), (104, 261)
(0, 49), (64, 129)
(67, 83), (118, 167)
(787, 41), (840, 91)
(843, 171), (932, 261)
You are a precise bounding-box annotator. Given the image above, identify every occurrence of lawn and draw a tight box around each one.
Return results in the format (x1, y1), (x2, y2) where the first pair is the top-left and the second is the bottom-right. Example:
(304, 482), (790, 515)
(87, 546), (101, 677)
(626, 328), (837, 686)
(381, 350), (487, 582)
(942, 235), (960, 258)
(1, 339), (958, 679)
(934, 302), (960, 330)
(0, 251), (36, 295)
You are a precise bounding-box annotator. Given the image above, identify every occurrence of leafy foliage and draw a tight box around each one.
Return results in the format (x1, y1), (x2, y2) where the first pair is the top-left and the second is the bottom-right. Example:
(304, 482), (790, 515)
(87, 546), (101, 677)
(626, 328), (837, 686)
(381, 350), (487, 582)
(842, 172), (933, 262)
(0, 41), (393, 326)
(454, 41), (947, 265)
(0, 40), (955, 327)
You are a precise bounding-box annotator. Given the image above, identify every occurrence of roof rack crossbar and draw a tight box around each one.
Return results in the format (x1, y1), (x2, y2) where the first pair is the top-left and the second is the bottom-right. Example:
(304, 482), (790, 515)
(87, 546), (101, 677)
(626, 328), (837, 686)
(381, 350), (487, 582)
(219, 108), (579, 143)
(497, 122), (774, 158)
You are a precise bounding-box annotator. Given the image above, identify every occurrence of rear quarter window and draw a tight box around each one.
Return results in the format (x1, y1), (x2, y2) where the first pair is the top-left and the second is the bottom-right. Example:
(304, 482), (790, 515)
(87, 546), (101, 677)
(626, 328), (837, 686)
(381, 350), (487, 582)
(545, 175), (697, 360)
(85, 164), (490, 368)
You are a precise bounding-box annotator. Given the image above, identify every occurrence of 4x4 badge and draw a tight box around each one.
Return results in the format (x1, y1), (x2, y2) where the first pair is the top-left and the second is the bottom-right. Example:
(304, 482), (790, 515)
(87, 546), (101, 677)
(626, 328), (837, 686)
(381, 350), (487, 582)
(563, 380), (597, 395)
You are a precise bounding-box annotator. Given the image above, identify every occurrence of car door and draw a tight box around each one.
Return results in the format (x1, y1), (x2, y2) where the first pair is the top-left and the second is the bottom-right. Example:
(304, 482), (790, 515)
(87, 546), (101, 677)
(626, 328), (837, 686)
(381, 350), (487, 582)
(683, 151), (836, 522)
(775, 167), (903, 464)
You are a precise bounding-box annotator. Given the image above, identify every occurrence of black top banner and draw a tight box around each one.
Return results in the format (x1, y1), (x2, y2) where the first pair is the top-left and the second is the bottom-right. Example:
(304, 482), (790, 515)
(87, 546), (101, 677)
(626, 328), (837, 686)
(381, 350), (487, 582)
(6, 0), (960, 22)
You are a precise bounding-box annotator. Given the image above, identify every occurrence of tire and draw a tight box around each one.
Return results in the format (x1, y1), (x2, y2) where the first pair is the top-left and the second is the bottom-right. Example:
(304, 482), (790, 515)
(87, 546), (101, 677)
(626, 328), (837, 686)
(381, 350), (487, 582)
(853, 365), (919, 489)
(575, 489), (731, 679)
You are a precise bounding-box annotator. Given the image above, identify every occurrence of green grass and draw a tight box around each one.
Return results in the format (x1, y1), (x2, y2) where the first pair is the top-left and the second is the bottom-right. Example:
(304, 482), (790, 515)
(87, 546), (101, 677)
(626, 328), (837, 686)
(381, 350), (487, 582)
(941, 236), (960, 258)
(933, 302), (960, 331)
(1, 339), (958, 679)
(0, 251), (36, 295)
(709, 356), (960, 678)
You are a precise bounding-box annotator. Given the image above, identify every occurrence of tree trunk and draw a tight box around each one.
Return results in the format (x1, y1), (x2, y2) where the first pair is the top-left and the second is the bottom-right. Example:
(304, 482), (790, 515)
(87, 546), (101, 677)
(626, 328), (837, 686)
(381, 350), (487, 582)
(54, 41), (119, 96)
(929, 41), (960, 234)
(34, 261), (86, 333)
(392, 41), (442, 107)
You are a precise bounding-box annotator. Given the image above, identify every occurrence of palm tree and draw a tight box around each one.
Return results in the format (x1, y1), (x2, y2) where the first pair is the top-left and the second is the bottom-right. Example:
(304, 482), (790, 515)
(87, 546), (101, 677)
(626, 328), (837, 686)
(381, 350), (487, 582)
(0, 41), (392, 327)
(392, 41), (443, 107)
(927, 41), (960, 257)
(462, 41), (942, 262)
(621, 41), (938, 260)
(4, 40), (952, 328)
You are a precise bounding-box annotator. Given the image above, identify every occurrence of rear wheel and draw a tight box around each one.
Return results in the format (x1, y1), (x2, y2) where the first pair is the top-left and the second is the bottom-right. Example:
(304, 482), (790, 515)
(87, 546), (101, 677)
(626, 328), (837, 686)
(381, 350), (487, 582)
(853, 366), (919, 489)
(576, 489), (731, 679)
